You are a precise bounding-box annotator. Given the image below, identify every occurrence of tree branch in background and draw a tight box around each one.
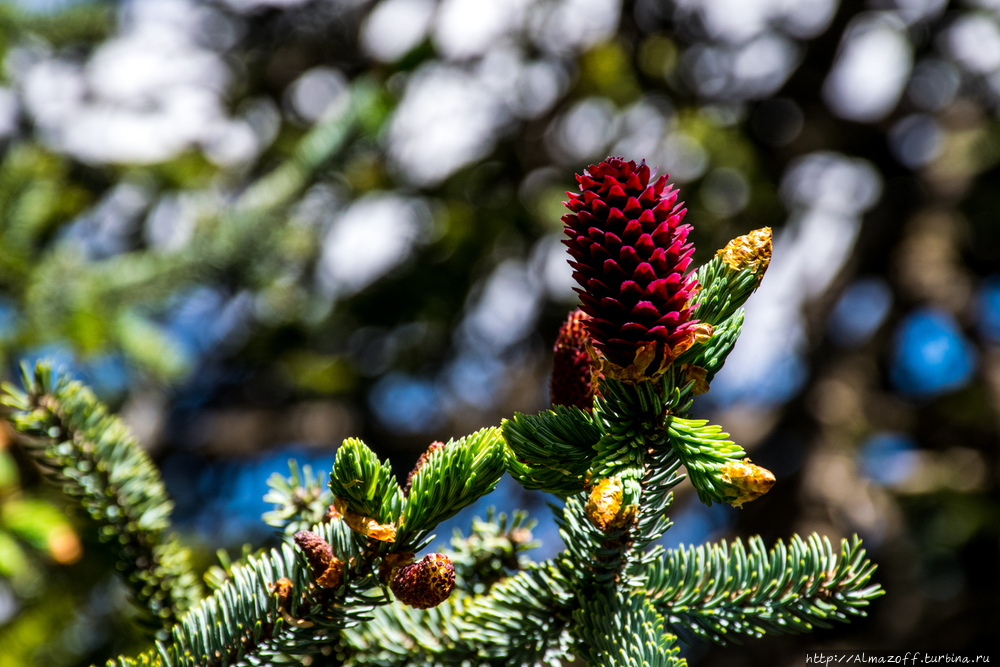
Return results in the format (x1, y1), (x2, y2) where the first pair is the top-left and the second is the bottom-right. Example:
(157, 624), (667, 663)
(1, 361), (202, 633)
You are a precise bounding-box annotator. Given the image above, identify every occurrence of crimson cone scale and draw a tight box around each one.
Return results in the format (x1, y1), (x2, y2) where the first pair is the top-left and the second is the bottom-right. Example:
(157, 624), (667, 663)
(550, 309), (597, 411)
(562, 157), (703, 376)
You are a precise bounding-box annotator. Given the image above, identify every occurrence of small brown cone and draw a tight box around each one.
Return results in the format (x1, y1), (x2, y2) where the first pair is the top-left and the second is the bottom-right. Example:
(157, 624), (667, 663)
(404, 441), (446, 496)
(269, 577), (315, 628)
(389, 553), (455, 609)
(293, 531), (344, 588)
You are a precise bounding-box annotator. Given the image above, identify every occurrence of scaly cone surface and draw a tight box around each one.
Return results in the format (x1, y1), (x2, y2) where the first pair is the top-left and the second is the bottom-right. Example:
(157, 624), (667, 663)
(389, 553), (456, 609)
(550, 308), (598, 411)
(563, 157), (708, 381)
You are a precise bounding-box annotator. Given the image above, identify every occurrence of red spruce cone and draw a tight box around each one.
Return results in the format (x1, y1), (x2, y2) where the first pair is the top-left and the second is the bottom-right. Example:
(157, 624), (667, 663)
(389, 553), (455, 609)
(550, 308), (597, 411)
(563, 157), (709, 380)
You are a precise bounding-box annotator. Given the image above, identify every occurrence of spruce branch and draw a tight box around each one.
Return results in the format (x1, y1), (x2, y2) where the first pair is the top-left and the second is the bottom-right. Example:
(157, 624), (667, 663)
(343, 511), (558, 667)
(624, 445), (684, 586)
(675, 310), (744, 387)
(573, 590), (686, 667)
(0, 361), (202, 631)
(590, 378), (663, 478)
(446, 508), (538, 594)
(692, 228), (772, 327)
(344, 564), (572, 667)
(399, 427), (506, 546)
(75, 154), (881, 667)
(502, 406), (601, 496)
(459, 562), (576, 665)
(556, 492), (634, 582)
(204, 544), (261, 593)
(666, 416), (774, 507)
(344, 596), (477, 667)
(692, 255), (761, 327)
(645, 534), (884, 645)
(108, 519), (382, 667)
(329, 437), (403, 528)
(326, 430), (507, 554)
(108, 432), (511, 666)
(567, 376), (683, 584)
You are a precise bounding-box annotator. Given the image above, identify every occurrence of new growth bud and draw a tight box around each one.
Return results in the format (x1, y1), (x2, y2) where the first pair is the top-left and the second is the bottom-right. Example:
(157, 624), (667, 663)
(551, 309), (598, 411)
(293, 531), (344, 588)
(721, 459), (775, 507)
(584, 476), (636, 532)
(388, 553), (456, 609)
(694, 227), (773, 327)
(717, 227), (772, 281)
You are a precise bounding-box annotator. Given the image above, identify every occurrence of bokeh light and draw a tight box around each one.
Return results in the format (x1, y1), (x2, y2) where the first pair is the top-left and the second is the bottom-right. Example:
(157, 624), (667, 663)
(890, 309), (977, 398)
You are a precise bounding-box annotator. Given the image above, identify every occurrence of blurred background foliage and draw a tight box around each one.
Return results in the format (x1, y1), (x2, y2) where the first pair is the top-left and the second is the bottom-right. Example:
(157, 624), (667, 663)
(0, 0), (996, 664)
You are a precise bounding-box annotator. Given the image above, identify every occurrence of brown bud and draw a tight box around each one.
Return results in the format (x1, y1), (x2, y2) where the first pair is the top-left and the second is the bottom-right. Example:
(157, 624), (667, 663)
(718, 227), (772, 278)
(324, 503), (342, 523)
(294, 531), (333, 572)
(269, 577), (314, 628)
(334, 497), (397, 542)
(293, 531), (344, 588)
(390, 553), (455, 609)
(404, 441), (446, 496)
(315, 559), (343, 588)
(269, 577), (293, 603)
(721, 458), (776, 507)
(584, 477), (635, 532)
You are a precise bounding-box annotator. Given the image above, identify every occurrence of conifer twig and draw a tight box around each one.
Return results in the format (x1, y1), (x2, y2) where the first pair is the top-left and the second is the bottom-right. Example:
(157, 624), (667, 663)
(645, 534), (884, 644)
(1, 361), (202, 632)
(108, 519), (381, 667)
